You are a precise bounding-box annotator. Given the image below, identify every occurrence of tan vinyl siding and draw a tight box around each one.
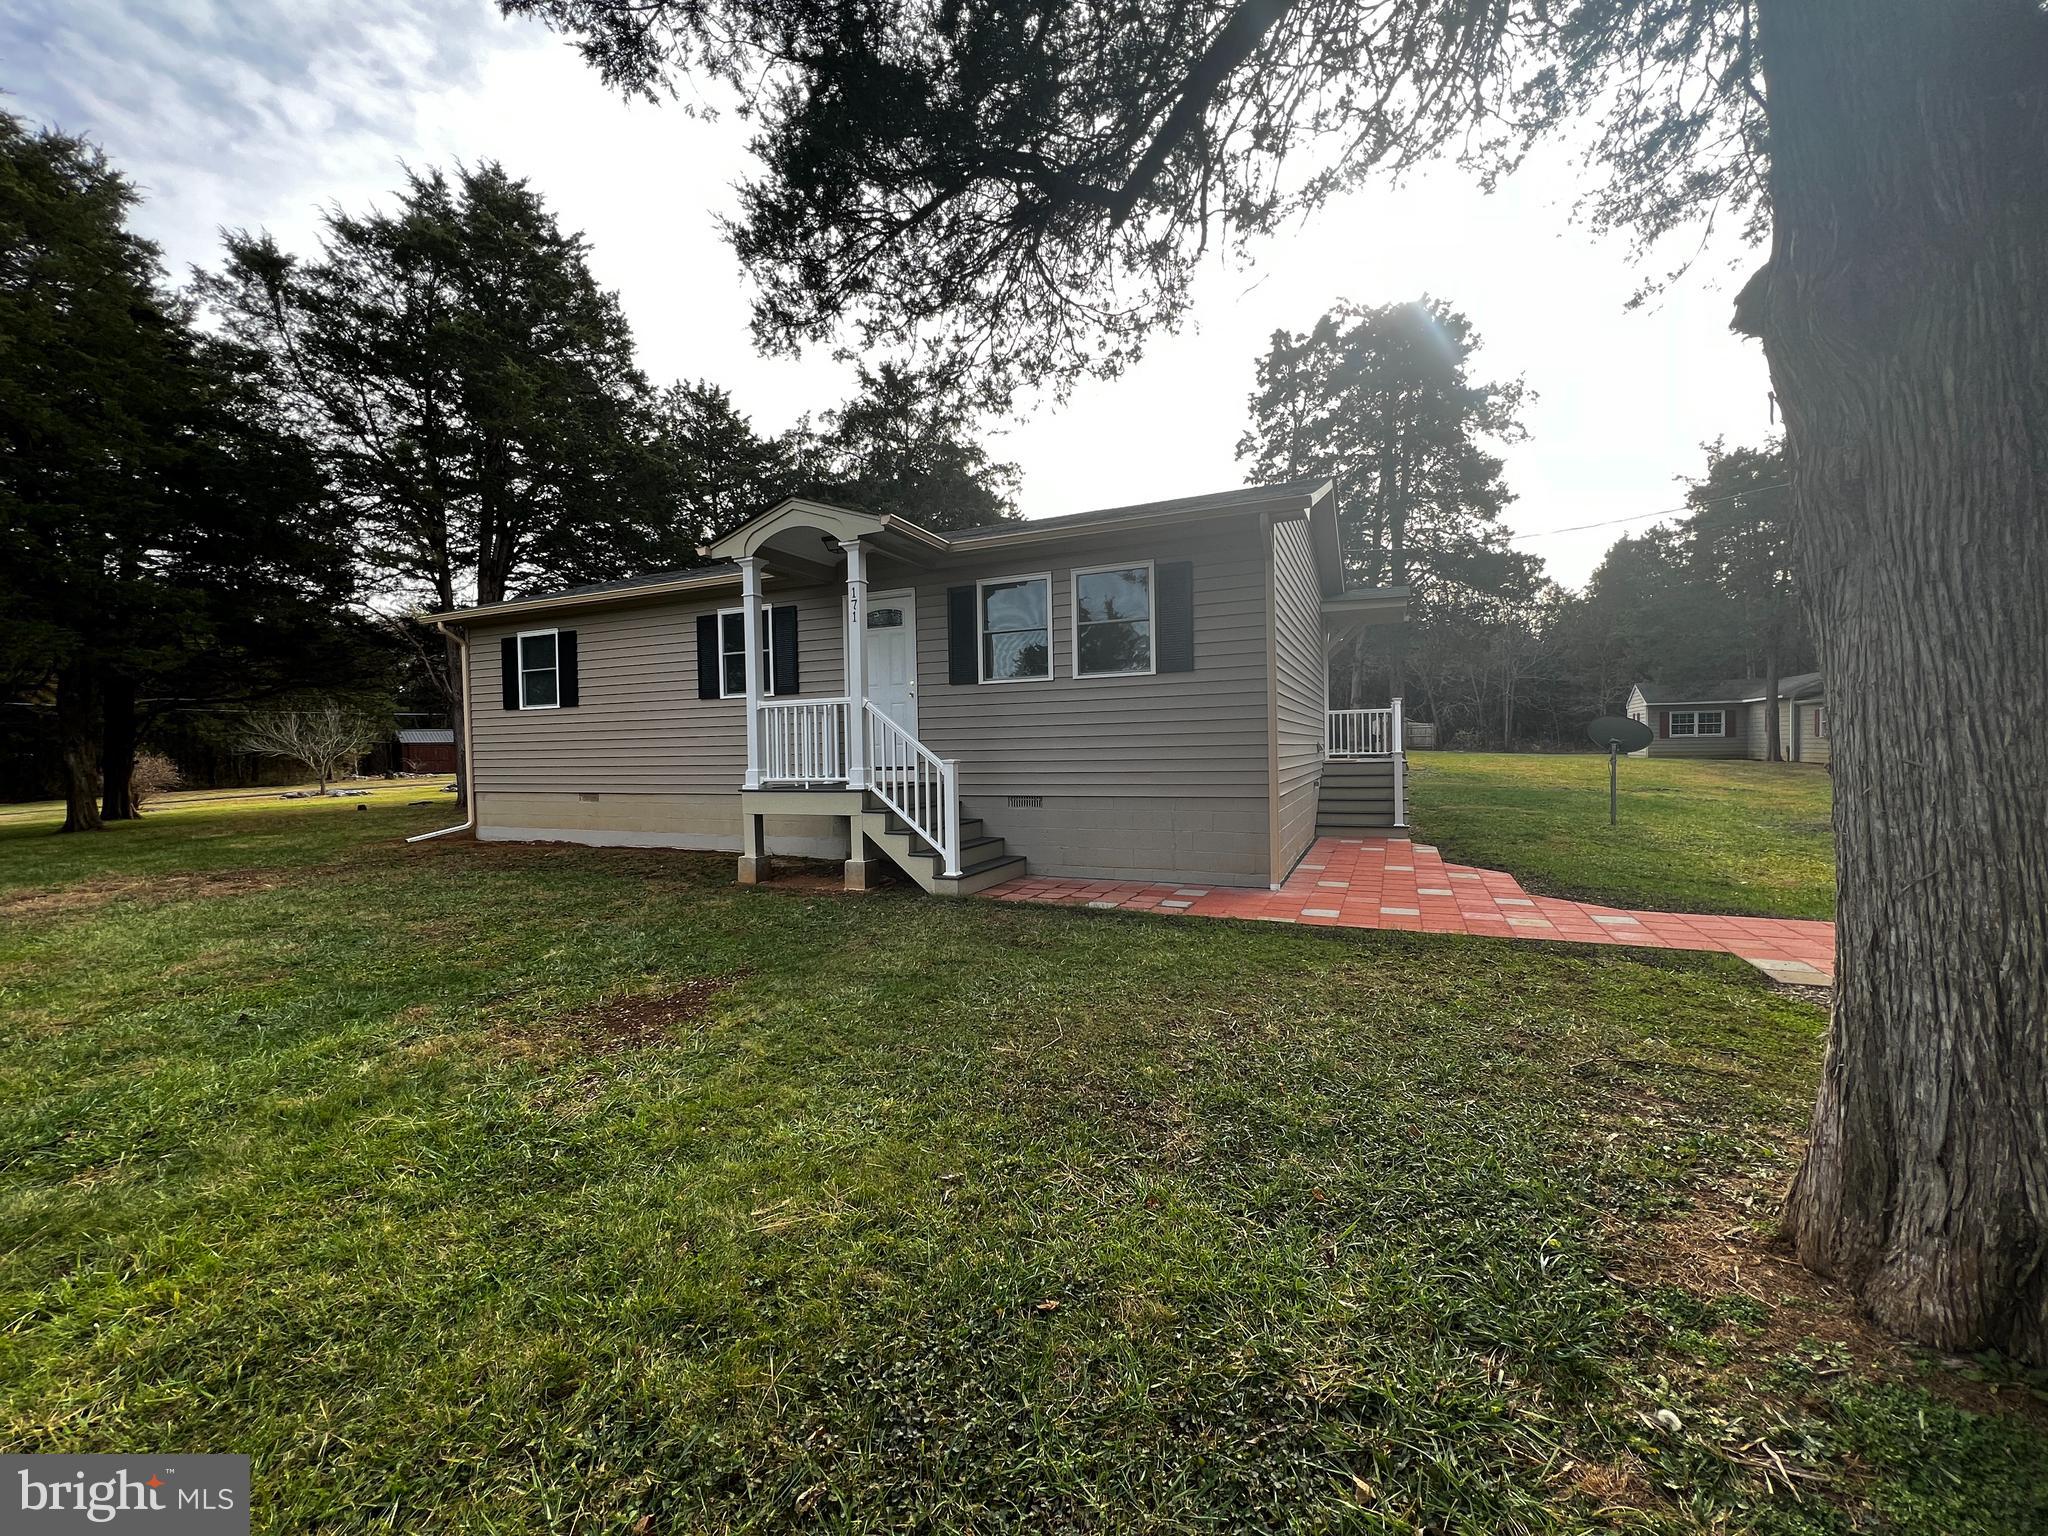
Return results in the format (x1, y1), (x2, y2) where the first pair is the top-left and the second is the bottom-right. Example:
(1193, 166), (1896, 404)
(1642, 702), (1749, 758)
(1747, 697), (1832, 763)
(464, 582), (842, 797)
(1786, 698), (1832, 764)
(455, 512), (1296, 884)
(1625, 687), (1653, 756)
(908, 520), (1273, 800)
(1268, 514), (1325, 881)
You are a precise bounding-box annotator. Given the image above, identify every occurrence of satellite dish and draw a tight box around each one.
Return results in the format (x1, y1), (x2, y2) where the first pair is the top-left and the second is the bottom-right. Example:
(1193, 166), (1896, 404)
(1588, 715), (1654, 754)
(1587, 715), (1654, 826)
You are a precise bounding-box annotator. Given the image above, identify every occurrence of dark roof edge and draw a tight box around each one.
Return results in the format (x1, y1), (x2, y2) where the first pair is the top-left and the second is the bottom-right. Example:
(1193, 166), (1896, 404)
(427, 479), (1333, 624)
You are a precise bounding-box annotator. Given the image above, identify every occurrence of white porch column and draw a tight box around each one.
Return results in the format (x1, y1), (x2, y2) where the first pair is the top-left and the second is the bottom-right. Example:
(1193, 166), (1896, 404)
(740, 555), (764, 789)
(1391, 694), (1406, 827)
(843, 538), (870, 788)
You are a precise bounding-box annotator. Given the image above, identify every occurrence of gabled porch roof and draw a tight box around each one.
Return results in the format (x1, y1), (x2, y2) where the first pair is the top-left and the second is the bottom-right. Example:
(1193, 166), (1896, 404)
(702, 497), (948, 566)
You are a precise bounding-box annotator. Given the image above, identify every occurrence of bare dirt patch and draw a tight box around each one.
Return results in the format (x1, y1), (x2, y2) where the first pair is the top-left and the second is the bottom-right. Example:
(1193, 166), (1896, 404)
(411, 836), (732, 885)
(1558, 1455), (1659, 1515)
(1615, 1166), (2048, 1428)
(0, 867), (290, 919)
(497, 976), (741, 1066)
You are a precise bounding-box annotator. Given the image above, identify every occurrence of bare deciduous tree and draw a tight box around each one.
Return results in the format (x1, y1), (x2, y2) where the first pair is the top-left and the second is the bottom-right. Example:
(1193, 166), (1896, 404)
(239, 702), (387, 795)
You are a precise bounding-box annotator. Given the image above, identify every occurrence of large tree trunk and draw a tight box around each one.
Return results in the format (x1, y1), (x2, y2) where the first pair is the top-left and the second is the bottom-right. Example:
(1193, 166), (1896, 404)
(100, 672), (140, 820)
(1741, 0), (2048, 1361)
(55, 659), (103, 834)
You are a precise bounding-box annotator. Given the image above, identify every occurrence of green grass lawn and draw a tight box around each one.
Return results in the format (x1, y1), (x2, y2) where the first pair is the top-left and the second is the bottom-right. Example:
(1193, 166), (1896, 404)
(1407, 752), (1838, 920)
(3, 795), (2039, 1532)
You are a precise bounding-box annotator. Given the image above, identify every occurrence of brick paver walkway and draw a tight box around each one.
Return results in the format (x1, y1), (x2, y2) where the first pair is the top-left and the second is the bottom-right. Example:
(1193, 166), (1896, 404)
(984, 835), (1835, 984)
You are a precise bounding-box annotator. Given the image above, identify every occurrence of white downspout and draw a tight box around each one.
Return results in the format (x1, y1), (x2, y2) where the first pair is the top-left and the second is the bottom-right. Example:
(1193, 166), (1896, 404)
(407, 624), (477, 843)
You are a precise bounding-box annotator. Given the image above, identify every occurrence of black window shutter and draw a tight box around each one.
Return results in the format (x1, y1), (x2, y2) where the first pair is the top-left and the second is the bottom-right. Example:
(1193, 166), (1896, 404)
(558, 630), (579, 707)
(501, 636), (519, 709)
(771, 605), (800, 695)
(696, 614), (719, 700)
(1157, 561), (1195, 673)
(947, 586), (977, 684)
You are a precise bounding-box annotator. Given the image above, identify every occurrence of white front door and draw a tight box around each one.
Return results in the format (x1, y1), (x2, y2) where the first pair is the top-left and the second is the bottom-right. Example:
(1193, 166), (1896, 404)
(861, 588), (918, 737)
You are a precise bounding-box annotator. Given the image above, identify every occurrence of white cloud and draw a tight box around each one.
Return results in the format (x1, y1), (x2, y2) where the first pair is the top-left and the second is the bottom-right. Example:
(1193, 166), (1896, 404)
(2, 0), (1774, 584)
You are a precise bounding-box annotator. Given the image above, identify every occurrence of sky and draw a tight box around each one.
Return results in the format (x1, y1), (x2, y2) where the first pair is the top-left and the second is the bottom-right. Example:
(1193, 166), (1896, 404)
(4, 0), (1778, 587)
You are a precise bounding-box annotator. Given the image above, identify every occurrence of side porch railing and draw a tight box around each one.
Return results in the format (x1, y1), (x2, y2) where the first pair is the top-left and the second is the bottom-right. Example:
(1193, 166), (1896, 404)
(754, 697), (962, 877)
(1326, 698), (1406, 828)
(1326, 703), (1402, 757)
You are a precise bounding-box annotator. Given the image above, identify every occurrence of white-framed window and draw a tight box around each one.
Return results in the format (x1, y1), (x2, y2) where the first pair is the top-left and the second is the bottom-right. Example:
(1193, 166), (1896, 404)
(1071, 560), (1155, 678)
(517, 628), (560, 710)
(977, 573), (1052, 682)
(1669, 708), (1724, 737)
(1814, 706), (1829, 739)
(717, 605), (779, 698)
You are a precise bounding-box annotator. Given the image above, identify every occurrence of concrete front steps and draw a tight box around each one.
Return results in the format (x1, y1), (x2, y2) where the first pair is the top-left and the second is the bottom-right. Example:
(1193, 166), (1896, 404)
(739, 786), (1025, 895)
(1316, 757), (1405, 833)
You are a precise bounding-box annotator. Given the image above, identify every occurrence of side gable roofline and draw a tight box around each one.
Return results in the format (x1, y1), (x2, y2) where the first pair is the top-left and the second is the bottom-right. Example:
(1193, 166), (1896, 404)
(425, 477), (1341, 625)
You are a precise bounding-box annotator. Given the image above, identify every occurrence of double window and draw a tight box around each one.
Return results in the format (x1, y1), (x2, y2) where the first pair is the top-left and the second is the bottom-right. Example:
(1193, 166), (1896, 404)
(1668, 709), (1723, 737)
(977, 575), (1051, 682)
(717, 606), (779, 698)
(1072, 561), (1155, 677)
(975, 563), (1160, 682)
(517, 629), (559, 709)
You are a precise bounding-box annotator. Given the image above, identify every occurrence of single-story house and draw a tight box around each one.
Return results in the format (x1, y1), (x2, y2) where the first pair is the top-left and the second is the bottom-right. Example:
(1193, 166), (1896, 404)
(420, 479), (1409, 894)
(1625, 672), (1830, 763)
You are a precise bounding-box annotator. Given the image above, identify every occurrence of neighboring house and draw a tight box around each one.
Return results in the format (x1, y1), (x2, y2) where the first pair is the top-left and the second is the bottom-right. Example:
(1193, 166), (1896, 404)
(1625, 672), (1830, 763)
(423, 480), (1408, 894)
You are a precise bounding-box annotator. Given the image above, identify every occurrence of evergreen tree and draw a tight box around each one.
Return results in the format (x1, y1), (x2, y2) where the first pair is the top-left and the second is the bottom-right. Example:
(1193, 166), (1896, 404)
(802, 361), (1019, 532)
(0, 111), (357, 830)
(1236, 298), (1537, 707)
(199, 162), (664, 808)
(643, 380), (804, 565)
(1684, 440), (1806, 759)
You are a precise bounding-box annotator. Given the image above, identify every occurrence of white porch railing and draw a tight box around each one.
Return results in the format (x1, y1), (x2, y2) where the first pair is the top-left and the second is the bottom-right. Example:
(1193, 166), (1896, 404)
(1327, 699), (1406, 827)
(1327, 704), (1402, 758)
(863, 702), (962, 876)
(759, 698), (850, 785)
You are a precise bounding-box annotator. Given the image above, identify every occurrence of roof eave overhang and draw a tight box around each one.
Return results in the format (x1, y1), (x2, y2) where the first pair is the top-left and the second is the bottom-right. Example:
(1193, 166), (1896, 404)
(1302, 481), (1349, 598)
(1321, 585), (1409, 628)
(422, 567), (741, 627)
(945, 488), (1322, 556)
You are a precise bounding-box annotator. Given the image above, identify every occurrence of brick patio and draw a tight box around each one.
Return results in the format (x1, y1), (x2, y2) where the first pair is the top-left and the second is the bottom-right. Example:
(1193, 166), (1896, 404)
(983, 835), (1836, 985)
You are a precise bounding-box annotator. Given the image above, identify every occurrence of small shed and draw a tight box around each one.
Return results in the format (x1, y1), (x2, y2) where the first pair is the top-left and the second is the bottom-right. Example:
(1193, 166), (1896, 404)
(396, 727), (456, 774)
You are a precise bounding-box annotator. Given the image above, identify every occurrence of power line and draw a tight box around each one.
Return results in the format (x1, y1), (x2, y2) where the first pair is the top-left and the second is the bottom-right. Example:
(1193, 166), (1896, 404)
(1507, 481), (1792, 542)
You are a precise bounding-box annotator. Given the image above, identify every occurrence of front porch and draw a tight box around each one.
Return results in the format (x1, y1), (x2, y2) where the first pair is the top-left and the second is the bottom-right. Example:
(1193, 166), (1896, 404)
(709, 499), (1013, 894)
